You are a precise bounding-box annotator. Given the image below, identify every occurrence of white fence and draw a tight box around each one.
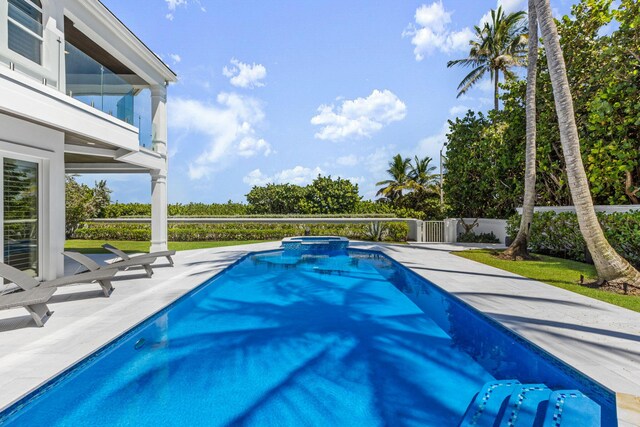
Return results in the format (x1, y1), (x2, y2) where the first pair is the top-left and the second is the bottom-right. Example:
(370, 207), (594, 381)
(516, 205), (638, 214)
(458, 218), (508, 244)
(424, 221), (445, 242)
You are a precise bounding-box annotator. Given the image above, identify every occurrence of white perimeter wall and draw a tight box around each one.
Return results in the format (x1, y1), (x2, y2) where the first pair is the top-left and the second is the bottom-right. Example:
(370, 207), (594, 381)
(0, 113), (65, 279)
(458, 218), (509, 244)
(516, 205), (639, 214)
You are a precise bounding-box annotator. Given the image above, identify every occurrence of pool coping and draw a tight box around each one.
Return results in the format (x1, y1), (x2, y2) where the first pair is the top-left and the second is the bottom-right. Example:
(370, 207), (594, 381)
(377, 243), (640, 427)
(0, 241), (638, 425)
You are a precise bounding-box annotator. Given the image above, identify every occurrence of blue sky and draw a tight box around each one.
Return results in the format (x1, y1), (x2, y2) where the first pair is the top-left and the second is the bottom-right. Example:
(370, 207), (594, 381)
(92, 0), (572, 204)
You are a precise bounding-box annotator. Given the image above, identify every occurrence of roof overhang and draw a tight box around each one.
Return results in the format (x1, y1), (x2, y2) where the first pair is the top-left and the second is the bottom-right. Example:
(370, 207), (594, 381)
(64, 0), (178, 87)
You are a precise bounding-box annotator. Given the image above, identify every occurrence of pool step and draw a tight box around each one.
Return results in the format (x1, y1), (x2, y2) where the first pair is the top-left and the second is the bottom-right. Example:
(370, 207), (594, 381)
(498, 384), (551, 426)
(459, 380), (601, 427)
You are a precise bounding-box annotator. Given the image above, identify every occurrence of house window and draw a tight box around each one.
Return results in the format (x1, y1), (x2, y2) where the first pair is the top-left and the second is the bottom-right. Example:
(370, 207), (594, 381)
(7, 0), (43, 64)
(3, 158), (39, 277)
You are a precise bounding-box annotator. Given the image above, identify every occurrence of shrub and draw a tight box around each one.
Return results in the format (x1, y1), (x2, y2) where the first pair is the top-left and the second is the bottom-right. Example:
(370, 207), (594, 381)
(66, 176), (111, 238)
(100, 201), (426, 219)
(73, 221), (410, 243)
(507, 211), (640, 268)
(457, 231), (500, 243)
(103, 202), (249, 218)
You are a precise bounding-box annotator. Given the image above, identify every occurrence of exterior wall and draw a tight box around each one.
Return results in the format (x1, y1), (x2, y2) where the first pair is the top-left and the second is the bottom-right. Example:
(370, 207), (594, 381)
(407, 220), (424, 242)
(0, 113), (65, 280)
(444, 219), (458, 243)
(0, 0), (172, 93)
(0, 0), (174, 264)
(457, 218), (509, 244)
(0, 67), (140, 151)
(516, 205), (639, 214)
(0, 0), (65, 90)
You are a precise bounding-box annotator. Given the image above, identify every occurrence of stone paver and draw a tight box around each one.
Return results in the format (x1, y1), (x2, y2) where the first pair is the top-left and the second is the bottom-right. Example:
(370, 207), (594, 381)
(0, 241), (638, 425)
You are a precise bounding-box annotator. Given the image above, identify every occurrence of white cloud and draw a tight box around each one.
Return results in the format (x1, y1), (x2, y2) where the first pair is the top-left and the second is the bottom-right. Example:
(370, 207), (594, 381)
(311, 89), (407, 141)
(336, 154), (359, 167)
(164, 0), (205, 20)
(343, 176), (366, 185)
(458, 93), (493, 106)
(415, 122), (449, 161)
(448, 105), (470, 116)
(415, 1), (450, 32)
(480, 1), (527, 26)
(403, 2), (475, 60)
(243, 166), (323, 186)
(500, 0), (526, 13)
(222, 59), (267, 89)
(169, 93), (272, 180)
(237, 137), (273, 157)
(165, 0), (187, 10)
(169, 53), (181, 64)
(365, 145), (397, 176)
(243, 169), (269, 186)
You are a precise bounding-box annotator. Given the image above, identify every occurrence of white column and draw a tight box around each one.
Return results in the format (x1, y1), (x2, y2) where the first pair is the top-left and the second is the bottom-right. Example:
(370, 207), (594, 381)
(150, 84), (168, 252)
(443, 218), (459, 243)
(151, 85), (168, 156)
(151, 171), (168, 252)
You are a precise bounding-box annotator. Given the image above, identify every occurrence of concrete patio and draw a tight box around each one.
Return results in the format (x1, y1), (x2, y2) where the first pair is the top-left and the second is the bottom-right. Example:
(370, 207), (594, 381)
(0, 241), (638, 425)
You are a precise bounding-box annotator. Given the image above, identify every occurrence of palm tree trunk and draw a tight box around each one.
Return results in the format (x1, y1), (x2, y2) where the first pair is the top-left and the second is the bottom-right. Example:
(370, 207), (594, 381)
(494, 69), (500, 111)
(535, 0), (640, 292)
(502, 0), (538, 260)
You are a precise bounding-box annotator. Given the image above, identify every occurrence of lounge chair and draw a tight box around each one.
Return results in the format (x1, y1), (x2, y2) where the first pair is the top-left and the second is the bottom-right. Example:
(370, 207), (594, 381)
(0, 287), (55, 327)
(63, 251), (156, 278)
(0, 262), (117, 297)
(102, 243), (175, 267)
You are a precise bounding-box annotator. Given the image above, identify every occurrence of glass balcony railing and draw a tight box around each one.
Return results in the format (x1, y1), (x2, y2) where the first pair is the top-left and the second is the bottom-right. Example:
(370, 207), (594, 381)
(2, 30), (152, 148)
(65, 41), (134, 125)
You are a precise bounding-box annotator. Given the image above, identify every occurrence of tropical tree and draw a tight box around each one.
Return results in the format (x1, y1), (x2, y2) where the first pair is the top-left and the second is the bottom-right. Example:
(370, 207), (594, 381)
(302, 176), (361, 214)
(409, 156), (439, 192)
(447, 6), (528, 110)
(502, 0), (538, 259)
(65, 176), (112, 238)
(376, 155), (413, 202)
(535, 0), (640, 292)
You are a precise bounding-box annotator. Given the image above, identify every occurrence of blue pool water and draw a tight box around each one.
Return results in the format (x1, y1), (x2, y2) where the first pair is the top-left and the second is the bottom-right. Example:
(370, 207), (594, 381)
(0, 250), (616, 426)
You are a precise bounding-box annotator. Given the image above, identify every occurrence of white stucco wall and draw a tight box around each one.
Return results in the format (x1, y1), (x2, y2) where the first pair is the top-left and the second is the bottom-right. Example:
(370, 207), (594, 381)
(0, 113), (65, 279)
(458, 218), (509, 244)
(516, 205), (639, 214)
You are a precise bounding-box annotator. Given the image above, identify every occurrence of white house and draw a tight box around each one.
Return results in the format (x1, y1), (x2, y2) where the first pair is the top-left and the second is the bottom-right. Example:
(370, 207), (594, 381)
(0, 0), (177, 280)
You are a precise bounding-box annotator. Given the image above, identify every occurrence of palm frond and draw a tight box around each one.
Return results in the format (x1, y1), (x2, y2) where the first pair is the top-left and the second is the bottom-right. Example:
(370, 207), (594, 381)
(456, 65), (487, 95)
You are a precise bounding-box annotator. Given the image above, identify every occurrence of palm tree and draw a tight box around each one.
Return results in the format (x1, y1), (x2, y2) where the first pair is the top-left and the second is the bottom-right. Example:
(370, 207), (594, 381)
(376, 154), (412, 202)
(502, 0), (538, 260)
(447, 6), (528, 110)
(409, 156), (439, 193)
(535, 0), (640, 291)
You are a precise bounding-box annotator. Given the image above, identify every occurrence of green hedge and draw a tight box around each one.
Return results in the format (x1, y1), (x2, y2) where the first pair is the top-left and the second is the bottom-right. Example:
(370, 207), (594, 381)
(101, 202), (428, 220)
(103, 202), (249, 218)
(457, 231), (500, 243)
(73, 221), (410, 243)
(507, 211), (640, 268)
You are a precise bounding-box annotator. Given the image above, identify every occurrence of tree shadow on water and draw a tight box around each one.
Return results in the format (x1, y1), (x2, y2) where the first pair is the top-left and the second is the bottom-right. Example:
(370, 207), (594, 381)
(89, 274), (492, 426)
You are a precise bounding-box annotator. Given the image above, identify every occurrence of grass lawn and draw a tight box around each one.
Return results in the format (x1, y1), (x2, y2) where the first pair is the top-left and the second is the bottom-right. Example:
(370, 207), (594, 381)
(454, 249), (640, 313)
(65, 240), (269, 254)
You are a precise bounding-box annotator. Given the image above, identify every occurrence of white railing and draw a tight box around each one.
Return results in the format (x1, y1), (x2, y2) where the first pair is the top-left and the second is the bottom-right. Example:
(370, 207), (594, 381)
(424, 221), (445, 242)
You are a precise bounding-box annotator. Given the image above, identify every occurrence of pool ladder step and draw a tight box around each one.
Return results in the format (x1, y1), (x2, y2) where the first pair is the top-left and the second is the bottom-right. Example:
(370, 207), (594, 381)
(458, 380), (601, 427)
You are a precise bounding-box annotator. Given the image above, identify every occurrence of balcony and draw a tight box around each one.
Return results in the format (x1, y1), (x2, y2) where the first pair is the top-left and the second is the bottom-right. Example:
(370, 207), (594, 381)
(65, 42), (152, 149)
(65, 41), (134, 124)
(0, 14), (153, 149)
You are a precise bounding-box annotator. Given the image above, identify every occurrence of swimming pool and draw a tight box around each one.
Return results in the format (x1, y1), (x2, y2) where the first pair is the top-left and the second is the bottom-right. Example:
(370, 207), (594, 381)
(0, 249), (616, 426)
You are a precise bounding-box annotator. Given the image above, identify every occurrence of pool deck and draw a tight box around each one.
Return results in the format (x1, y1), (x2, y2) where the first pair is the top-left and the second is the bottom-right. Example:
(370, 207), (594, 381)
(0, 241), (638, 425)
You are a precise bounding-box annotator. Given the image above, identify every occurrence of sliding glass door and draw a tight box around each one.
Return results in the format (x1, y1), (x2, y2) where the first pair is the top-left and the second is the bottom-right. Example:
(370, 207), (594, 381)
(3, 158), (39, 277)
